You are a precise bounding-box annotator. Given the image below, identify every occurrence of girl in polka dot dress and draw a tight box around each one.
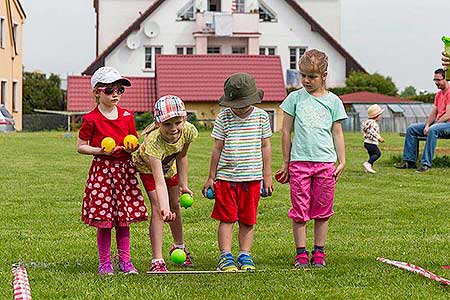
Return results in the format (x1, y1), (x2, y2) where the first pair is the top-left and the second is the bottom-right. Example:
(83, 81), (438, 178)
(77, 67), (148, 275)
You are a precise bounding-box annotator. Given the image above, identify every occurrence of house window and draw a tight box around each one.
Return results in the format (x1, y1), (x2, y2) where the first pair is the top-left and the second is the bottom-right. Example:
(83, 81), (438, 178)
(236, 0), (245, 13)
(259, 1), (277, 22)
(13, 23), (18, 53)
(177, 0), (195, 20)
(1, 81), (7, 105)
(176, 46), (195, 55)
(208, 0), (221, 11)
(207, 47), (220, 54)
(260, 47), (276, 55)
(0, 18), (4, 48)
(144, 46), (162, 70)
(289, 47), (307, 70)
(12, 81), (18, 112)
(232, 47), (246, 54)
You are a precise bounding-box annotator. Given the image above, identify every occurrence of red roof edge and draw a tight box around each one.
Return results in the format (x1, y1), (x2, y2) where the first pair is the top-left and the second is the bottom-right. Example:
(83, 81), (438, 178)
(83, 0), (167, 75)
(284, 0), (366, 76)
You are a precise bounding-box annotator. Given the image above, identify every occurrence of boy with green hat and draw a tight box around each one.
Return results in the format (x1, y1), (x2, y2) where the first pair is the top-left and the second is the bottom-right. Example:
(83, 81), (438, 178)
(203, 73), (273, 271)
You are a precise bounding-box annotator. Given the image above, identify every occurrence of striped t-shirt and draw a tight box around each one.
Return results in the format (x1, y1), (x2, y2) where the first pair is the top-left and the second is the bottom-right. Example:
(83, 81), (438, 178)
(212, 107), (272, 182)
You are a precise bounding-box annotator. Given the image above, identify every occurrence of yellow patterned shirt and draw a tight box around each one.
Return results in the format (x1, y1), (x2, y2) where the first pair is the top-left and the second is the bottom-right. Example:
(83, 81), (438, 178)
(133, 122), (198, 178)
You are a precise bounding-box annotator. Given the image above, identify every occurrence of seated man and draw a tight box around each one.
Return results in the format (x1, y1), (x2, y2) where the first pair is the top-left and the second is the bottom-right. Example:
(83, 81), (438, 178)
(396, 68), (450, 172)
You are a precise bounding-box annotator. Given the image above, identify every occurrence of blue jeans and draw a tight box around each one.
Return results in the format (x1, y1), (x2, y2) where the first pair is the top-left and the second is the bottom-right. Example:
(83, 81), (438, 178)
(403, 122), (450, 166)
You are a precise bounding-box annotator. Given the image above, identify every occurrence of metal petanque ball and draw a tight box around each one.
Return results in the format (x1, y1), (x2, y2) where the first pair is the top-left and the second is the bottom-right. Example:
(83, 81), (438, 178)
(180, 193), (194, 208)
(171, 249), (186, 264)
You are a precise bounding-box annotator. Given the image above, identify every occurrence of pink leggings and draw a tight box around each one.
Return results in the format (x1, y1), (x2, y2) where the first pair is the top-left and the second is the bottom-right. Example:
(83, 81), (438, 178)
(97, 226), (131, 264)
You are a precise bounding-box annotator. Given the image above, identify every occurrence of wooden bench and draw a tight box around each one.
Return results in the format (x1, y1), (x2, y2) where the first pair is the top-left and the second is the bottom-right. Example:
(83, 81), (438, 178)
(399, 132), (450, 156)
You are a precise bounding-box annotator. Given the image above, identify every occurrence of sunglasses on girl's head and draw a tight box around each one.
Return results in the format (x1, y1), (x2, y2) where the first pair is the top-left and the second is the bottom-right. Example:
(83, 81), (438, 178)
(96, 86), (125, 95)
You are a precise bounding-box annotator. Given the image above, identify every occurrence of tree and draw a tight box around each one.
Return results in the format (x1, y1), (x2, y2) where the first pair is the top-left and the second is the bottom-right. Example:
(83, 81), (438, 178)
(23, 71), (66, 114)
(345, 72), (398, 96)
(400, 86), (417, 98)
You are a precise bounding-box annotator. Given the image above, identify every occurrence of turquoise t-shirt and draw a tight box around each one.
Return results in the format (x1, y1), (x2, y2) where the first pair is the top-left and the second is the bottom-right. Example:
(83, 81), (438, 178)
(280, 89), (347, 162)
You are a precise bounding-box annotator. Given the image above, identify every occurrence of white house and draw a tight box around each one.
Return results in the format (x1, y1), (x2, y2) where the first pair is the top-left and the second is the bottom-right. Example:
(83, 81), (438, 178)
(84, 0), (364, 87)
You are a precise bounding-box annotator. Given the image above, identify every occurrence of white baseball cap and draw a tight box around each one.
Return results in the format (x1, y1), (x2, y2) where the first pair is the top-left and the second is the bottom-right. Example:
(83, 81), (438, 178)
(91, 66), (131, 88)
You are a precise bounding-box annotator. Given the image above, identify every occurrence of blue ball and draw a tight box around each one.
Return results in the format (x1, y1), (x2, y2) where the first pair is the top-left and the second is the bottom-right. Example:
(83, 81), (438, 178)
(260, 182), (270, 197)
(206, 187), (215, 199)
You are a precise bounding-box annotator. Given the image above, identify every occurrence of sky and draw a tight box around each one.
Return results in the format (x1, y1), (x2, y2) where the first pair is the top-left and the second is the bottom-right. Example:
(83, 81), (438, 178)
(20, 0), (450, 93)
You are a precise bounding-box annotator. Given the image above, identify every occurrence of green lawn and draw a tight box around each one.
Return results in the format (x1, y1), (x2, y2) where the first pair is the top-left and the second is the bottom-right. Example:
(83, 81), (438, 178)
(2, 131), (450, 299)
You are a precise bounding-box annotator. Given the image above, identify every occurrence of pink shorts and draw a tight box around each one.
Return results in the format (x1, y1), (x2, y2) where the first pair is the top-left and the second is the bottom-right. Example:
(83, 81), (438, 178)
(288, 161), (336, 223)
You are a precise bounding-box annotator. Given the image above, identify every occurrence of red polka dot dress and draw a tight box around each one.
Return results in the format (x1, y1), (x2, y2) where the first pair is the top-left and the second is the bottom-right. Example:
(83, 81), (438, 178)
(79, 106), (148, 228)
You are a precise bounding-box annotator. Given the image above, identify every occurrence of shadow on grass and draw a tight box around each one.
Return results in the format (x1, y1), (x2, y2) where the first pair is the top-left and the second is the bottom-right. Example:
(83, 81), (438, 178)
(387, 155), (450, 168)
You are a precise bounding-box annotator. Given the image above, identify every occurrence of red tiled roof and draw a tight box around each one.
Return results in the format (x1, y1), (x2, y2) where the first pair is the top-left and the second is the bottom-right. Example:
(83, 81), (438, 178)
(340, 92), (420, 104)
(83, 0), (365, 75)
(156, 55), (286, 102)
(67, 76), (157, 112)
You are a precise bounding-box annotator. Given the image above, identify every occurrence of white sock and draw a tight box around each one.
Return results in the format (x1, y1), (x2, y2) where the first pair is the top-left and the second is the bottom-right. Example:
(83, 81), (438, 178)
(173, 244), (185, 249)
(152, 258), (165, 263)
(239, 251), (250, 257)
(220, 250), (232, 256)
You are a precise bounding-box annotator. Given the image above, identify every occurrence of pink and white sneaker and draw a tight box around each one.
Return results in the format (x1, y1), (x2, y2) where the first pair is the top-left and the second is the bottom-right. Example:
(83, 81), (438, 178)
(98, 261), (114, 275)
(118, 260), (138, 274)
(311, 250), (326, 268)
(169, 245), (194, 267)
(149, 260), (168, 273)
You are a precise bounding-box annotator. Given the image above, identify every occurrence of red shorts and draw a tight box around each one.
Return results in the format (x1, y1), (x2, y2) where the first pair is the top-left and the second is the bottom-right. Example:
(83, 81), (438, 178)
(211, 180), (261, 225)
(139, 173), (179, 192)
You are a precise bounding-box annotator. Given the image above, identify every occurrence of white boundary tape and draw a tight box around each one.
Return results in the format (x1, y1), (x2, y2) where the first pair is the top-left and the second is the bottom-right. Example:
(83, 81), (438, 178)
(377, 257), (450, 286)
(12, 264), (32, 300)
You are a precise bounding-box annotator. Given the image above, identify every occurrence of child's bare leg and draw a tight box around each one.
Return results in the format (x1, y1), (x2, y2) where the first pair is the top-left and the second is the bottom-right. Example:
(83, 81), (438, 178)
(218, 222), (234, 251)
(238, 222), (254, 252)
(313, 220), (328, 247)
(147, 190), (164, 259)
(293, 221), (307, 248)
(167, 185), (183, 245)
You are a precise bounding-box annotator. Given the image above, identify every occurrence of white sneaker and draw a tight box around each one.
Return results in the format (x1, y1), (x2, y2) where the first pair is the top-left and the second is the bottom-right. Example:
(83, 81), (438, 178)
(363, 162), (376, 173)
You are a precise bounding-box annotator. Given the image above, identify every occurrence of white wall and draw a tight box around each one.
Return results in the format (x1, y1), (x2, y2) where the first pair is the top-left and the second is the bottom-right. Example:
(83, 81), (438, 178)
(260, 0), (346, 86)
(105, 0), (197, 76)
(98, 0), (158, 53)
(103, 0), (347, 86)
(296, 0), (341, 42)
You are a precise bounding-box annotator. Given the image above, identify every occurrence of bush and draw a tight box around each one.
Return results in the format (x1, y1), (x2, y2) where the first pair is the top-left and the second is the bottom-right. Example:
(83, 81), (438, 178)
(409, 93), (436, 103)
(134, 112), (153, 130)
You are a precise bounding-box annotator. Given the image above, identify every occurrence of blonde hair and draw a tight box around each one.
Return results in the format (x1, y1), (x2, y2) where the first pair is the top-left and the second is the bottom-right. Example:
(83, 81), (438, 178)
(298, 49), (328, 74)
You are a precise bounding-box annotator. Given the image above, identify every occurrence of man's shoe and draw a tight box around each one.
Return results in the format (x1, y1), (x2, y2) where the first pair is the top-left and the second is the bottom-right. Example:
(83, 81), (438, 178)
(217, 253), (238, 272)
(395, 161), (417, 169)
(237, 253), (256, 271)
(416, 165), (431, 173)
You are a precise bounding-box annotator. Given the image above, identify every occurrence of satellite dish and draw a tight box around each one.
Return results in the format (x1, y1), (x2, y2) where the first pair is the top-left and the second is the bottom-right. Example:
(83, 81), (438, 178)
(144, 21), (160, 38)
(126, 32), (140, 50)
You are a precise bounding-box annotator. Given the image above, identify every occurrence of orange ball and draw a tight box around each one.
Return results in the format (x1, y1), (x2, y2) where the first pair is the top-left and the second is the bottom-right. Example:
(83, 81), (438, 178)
(123, 134), (138, 149)
(101, 137), (116, 153)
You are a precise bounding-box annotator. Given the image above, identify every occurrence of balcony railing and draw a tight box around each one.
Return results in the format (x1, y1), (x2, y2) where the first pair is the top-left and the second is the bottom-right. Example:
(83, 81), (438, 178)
(195, 12), (259, 35)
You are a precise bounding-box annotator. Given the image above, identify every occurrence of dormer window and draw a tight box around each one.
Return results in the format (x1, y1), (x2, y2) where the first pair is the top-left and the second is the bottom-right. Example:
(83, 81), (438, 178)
(177, 0), (195, 21)
(259, 1), (277, 22)
(208, 0), (221, 12)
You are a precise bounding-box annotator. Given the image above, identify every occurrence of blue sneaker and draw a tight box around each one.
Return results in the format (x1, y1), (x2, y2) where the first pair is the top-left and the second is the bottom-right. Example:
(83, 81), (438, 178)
(237, 253), (256, 271)
(217, 253), (238, 272)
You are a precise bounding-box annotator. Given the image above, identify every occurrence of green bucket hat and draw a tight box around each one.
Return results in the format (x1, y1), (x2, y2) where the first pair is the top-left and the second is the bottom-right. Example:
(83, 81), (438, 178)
(219, 73), (264, 108)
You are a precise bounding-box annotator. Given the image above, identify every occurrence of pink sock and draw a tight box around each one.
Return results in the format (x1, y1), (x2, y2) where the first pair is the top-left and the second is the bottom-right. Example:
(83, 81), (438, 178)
(97, 228), (112, 264)
(116, 226), (131, 262)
